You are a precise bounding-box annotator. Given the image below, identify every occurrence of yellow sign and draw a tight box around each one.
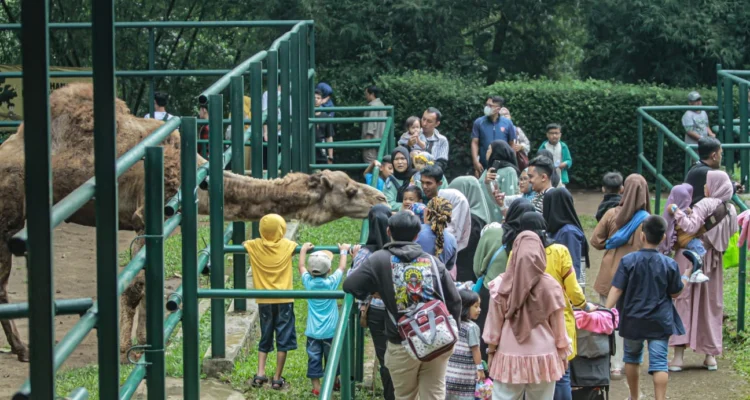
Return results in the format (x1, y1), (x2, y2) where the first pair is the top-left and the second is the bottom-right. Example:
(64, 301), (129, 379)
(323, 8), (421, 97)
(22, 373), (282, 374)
(0, 64), (95, 132)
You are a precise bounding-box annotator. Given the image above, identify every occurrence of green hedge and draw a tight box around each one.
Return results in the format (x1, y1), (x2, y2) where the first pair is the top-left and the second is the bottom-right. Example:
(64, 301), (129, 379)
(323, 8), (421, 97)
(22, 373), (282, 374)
(332, 72), (718, 188)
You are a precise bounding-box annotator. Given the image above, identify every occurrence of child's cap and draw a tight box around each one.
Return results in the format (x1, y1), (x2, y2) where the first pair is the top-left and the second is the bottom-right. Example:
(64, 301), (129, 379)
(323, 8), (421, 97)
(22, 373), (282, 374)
(308, 250), (333, 276)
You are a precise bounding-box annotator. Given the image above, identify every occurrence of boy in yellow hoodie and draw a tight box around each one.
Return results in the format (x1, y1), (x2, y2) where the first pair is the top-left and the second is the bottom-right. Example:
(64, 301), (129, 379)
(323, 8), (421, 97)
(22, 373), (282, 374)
(244, 214), (298, 390)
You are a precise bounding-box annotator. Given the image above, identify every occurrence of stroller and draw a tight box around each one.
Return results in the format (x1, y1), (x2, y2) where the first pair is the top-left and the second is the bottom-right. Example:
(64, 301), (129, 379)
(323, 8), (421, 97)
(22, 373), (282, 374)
(570, 307), (617, 400)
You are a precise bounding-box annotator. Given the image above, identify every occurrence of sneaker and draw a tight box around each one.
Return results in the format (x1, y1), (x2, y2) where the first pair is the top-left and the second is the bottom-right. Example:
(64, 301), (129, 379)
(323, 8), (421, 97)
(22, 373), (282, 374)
(690, 269), (710, 283)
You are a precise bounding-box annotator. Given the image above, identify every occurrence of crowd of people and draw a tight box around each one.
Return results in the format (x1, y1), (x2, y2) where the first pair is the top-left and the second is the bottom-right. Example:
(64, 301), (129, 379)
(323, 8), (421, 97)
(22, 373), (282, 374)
(143, 85), (742, 399)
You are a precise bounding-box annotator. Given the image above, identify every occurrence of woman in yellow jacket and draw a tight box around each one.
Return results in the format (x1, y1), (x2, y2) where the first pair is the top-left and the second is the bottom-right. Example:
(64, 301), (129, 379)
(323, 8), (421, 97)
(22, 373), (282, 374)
(516, 212), (596, 400)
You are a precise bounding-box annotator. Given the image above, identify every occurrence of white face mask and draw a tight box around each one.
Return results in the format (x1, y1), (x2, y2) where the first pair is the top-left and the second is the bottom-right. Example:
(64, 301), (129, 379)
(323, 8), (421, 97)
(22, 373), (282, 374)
(483, 106), (494, 117)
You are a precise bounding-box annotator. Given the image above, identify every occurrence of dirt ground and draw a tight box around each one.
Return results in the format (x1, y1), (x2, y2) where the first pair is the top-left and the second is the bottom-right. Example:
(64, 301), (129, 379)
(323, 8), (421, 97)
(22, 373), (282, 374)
(0, 191), (748, 399)
(0, 223), (136, 398)
(571, 189), (750, 400)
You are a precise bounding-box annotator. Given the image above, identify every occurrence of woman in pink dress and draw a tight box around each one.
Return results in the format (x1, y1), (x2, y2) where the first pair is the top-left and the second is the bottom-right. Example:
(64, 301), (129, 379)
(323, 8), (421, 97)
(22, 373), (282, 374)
(483, 231), (571, 400)
(667, 170), (739, 371)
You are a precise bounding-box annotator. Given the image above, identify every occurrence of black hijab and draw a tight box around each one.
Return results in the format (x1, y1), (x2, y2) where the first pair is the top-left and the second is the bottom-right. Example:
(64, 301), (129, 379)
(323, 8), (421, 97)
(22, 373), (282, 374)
(542, 187), (590, 269)
(365, 204), (391, 252)
(389, 146), (416, 202)
(536, 149), (561, 187)
(519, 212), (554, 248)
(501, 198), (536, 255)
(487, 140), (520, 176)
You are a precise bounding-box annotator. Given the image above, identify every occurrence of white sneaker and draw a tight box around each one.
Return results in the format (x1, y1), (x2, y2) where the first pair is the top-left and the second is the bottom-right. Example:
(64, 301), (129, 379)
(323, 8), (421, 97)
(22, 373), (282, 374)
(690, 269), (710, 283)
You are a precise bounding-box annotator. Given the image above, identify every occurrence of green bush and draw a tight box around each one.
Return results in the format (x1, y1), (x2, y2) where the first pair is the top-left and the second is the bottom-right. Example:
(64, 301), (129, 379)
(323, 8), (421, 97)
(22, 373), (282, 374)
(334, 72), (718, 187)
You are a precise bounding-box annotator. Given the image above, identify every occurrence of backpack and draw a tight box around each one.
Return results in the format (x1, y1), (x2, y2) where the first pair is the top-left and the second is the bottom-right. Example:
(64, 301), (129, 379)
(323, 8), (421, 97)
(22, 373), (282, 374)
(387, 255), (458, 362)
(704, 201), (731, 232)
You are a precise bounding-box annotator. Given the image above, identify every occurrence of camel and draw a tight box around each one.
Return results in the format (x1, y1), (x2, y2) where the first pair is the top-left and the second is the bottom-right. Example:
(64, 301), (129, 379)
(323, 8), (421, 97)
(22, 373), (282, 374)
(0, 83), (386, 362)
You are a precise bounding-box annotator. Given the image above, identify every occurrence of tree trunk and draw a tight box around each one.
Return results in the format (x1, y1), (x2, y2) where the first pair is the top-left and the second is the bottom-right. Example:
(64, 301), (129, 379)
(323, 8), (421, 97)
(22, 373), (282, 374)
(485, 17), (510, 85)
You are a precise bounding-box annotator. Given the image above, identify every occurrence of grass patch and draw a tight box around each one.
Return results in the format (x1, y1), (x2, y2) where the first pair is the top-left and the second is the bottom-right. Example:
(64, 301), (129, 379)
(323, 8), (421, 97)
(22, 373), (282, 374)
(227, 217), (384, 399)
(722, 262), (750, 383)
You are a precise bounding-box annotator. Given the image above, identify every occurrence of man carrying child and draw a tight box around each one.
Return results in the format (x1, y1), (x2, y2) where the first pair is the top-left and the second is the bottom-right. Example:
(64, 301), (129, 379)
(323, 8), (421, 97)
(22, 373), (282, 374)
(605, 215), (692, 400)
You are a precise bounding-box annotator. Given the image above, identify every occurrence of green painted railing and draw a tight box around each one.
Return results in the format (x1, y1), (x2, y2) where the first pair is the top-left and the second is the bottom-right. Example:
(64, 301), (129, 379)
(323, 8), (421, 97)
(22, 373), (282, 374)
(637, 66), (750, 331)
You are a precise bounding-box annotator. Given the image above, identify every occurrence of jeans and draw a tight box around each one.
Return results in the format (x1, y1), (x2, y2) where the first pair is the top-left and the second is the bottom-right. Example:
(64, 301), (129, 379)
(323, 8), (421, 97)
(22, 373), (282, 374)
(306, 337), (339, 379)
(623, 338), (669, 374)
(258, 303), (297, 353)
(553, 367), (572, 400)
(367, 308), (395, 400)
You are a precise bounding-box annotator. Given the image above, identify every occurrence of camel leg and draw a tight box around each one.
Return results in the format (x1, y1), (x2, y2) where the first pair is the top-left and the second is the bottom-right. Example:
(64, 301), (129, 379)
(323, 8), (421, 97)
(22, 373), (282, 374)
(136, 275), (147, 345)
(119, 234), (146, 364)
(0, 242), (28, 362)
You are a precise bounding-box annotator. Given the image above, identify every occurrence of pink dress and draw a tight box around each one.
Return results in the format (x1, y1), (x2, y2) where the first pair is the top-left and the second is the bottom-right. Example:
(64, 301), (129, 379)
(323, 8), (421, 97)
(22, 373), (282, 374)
(482, 276), (571, 384)
(668, 198), (738, 355)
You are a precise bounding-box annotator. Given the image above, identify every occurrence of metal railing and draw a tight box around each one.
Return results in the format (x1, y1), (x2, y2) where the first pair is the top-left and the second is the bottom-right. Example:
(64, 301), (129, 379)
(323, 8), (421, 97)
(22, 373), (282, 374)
(636, 66), (750, 331)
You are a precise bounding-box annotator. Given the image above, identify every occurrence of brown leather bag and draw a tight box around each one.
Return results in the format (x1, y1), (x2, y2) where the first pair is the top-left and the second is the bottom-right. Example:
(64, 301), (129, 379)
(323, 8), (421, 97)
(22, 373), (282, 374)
(359, 298), (372, 328)
(517, 151), (529, 171)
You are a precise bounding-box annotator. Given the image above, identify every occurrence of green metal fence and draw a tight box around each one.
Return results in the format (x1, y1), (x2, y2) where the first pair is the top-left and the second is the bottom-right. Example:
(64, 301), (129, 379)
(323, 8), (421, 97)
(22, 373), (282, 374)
(1, 7), (396, 399)
(636, 65), (750, 331)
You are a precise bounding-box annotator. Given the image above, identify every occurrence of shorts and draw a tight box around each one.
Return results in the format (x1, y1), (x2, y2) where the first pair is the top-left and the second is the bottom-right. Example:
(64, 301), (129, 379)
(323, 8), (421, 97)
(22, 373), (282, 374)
(258, 303), (298, 353)
(306, 337), (340, 379)
(623, 338), (668, 374)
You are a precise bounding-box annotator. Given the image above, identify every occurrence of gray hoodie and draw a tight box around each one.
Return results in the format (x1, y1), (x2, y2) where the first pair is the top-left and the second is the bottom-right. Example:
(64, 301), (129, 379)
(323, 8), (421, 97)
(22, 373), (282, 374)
(343, 241), (462, 344)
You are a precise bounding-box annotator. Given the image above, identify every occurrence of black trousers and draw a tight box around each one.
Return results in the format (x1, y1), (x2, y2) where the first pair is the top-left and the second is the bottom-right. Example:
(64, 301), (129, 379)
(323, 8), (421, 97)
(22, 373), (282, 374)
(366, 308), (395, 400)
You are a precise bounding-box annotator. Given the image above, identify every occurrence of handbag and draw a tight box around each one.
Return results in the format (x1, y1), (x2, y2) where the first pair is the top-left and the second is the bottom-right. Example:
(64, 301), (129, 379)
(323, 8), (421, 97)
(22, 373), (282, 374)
(359, 297), (372, 328)
(388, 256), (458, 362)
(516, 150), (529, 171)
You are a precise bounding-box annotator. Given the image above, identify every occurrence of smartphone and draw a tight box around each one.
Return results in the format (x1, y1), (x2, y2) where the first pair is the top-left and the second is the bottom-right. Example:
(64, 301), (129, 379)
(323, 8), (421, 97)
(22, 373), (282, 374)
(488, 167), (497, 174)
(491, 160), (504, 171)
(489, 180), (498, 193)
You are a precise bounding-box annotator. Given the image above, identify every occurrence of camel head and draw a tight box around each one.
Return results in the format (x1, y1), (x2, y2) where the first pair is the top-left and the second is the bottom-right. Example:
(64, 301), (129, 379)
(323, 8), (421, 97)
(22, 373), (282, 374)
(300, 170), (386, 225)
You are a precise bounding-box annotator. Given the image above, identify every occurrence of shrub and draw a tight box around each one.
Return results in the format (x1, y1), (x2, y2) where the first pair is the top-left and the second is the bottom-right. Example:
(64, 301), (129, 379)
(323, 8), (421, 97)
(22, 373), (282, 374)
(333, 71), (718, 187)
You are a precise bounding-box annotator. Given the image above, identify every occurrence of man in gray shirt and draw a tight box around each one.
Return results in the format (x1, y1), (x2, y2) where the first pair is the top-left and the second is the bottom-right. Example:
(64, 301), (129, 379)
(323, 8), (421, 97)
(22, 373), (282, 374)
(681, 91), (715, 145)
(362, 85), (387, 163)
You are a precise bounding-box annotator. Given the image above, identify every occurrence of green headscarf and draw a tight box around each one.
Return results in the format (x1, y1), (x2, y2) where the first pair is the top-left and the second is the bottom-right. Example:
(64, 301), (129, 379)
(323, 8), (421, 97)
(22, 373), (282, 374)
(473, 223), (508, 289)
(449, 176), (492, 225)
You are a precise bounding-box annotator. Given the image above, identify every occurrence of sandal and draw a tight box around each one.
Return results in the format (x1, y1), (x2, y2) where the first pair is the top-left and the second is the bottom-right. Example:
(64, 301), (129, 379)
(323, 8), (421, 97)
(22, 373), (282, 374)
(704, 361), (718, 371)
(250, 374), (268, 388)
(312, 389), (320, 396)
(668, 362), (683, 372)
(610, 369), (624, 380)
(272, 377), (287, 390)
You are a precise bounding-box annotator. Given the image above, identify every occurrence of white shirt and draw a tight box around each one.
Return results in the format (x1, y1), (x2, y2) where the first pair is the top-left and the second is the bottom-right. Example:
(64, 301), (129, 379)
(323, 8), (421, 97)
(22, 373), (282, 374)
(144, 111), (174, 121)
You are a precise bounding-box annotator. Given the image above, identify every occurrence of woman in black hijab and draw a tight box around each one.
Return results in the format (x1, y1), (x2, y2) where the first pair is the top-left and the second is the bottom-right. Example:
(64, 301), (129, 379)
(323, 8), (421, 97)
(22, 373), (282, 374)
(350, 204), (395, 399)
(487, 140), (520, 176)
(519, 212), (553, 247)
(501, 197), (537, 255)
(384, 146), (416, 211)
(542, 188), (591, 289)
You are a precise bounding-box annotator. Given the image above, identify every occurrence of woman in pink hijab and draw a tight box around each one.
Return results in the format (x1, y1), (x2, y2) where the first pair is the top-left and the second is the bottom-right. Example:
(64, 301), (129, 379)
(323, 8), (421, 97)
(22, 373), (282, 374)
(666, 170), (738, 371)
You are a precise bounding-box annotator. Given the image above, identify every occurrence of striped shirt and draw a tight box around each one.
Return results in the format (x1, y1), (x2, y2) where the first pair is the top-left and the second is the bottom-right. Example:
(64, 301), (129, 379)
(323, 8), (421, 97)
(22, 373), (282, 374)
(423, 128), (450, 162)
(532, 187), (552, 213)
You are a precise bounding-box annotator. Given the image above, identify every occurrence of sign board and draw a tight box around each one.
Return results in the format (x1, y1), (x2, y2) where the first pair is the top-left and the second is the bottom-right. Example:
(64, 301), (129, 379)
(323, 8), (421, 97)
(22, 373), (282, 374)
(0, 64), (95, 133)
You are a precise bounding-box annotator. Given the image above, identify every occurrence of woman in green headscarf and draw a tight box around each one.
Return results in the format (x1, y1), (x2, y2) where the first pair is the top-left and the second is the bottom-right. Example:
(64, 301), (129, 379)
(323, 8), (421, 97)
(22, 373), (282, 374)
(449, 176), (492, 283)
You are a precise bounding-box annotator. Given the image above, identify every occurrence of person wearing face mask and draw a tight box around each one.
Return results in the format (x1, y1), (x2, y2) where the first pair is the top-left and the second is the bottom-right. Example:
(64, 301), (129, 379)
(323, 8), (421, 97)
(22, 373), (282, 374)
(471, 96), (517, 178)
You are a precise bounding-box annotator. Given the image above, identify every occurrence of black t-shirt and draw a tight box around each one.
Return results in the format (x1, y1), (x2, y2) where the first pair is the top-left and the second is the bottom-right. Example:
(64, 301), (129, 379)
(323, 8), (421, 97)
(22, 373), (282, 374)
(315, 111), (335, 163)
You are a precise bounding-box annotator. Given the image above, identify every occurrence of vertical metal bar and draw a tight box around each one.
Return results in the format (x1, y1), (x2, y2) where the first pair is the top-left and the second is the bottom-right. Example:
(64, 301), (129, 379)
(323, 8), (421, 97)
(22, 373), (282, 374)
(738, 82), (749, 333)
(341, 312), (353, 400)
(250, 62), (263, 239)
(309, 22), (315, 72)
(230, 76), (247, 312)
(145, 147), (165, 400)
(290, 32), (301, 172)
(268, 50), (279, 179)
(636, 114), (643, 174)
(21, 0), (54, 397)
(655, 130), (664, 214)
(724, 78), (735, 171)
(148, 27), (155, 118)
(299, 27), (310, 172)
(355, 315), (364, 382)
(208, 94), (226, 358)
(717, 64), (723, 133)
(279, 40), (291, 176)
(180, 117), (200, 399)
(92, 0), (120, 397)
(389, 114), (396, 153)
(740, 245), (747, 333)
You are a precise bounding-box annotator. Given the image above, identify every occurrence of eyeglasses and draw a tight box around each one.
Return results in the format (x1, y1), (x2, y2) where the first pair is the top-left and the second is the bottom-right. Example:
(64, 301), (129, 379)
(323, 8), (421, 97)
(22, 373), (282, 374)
(485, 103), (497, 108)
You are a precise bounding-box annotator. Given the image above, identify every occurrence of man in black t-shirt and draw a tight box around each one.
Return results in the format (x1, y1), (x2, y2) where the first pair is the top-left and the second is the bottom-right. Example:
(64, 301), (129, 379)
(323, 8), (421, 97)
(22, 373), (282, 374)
(314, 89), (334, 165)
(684, 137), (742, 206)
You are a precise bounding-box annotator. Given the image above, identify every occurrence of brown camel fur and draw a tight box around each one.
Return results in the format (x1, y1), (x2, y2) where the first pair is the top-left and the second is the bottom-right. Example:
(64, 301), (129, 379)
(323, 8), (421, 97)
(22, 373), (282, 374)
(0, 83), (386, 362)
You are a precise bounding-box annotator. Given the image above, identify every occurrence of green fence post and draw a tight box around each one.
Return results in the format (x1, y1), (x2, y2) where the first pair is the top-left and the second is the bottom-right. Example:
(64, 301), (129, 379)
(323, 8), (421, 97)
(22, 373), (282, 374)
(21, 0), (55, 396)
(355, 310), (364, 383)
(250, 61), (263, 239)
(739, 82), (748, 333)
(268, 50), (279, 179)
(279, 39), (292, 176)
(341, 312), (353, 400)
(148, 27), (155, 118)
(724, 77), (735, 171)
(92, 0), (120, 397)
(145, 146), (165, 400)
(230, 76), (247, 311)
(637, 114), (643, 174)
(180, 117), (200, 399)
(299, 27), (310, 173)
(290, 32), (301, 172)
(655, 130), (664, 215)
(717, 64), (723, 134)
(208, 93), (226, 358)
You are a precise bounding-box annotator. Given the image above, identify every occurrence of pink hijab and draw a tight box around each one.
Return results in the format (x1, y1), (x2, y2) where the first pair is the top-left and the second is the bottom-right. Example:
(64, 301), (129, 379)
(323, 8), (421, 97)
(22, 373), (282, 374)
(659, 184), (693, 254)
(701, 170), (738, 254)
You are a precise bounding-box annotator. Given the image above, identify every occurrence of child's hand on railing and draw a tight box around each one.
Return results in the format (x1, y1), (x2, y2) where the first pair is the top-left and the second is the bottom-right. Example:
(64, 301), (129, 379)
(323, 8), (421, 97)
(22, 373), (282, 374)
(338, 243), (351, 255)
(351, 244), (361, 258)
(300, 242), (314, 255)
